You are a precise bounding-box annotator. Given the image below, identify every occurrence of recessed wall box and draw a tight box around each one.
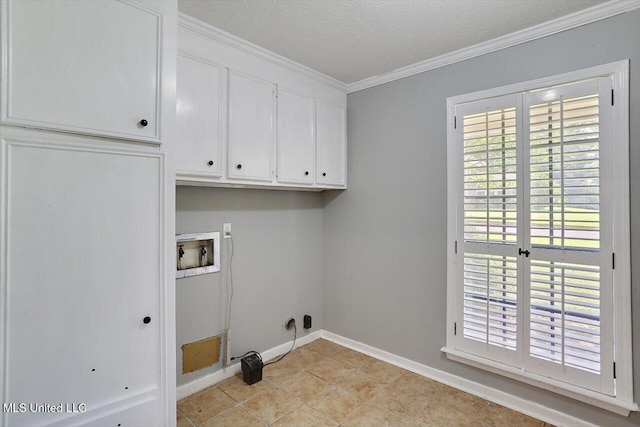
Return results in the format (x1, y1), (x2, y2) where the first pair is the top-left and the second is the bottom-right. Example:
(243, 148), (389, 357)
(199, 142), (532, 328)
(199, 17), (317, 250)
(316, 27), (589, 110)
(176, 232), (220, 278)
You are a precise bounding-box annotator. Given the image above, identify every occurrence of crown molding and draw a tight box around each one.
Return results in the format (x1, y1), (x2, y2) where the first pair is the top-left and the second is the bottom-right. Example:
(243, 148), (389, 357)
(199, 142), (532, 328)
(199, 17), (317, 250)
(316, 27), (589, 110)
(177, 13), (347, 92)
(346, 0), (640, 93)
(178, 0), (638, 95)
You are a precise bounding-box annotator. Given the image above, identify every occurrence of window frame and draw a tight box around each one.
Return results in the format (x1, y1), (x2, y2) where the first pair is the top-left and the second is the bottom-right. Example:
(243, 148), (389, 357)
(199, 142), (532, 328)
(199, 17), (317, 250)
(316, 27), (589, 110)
(442, 60), (636, 416)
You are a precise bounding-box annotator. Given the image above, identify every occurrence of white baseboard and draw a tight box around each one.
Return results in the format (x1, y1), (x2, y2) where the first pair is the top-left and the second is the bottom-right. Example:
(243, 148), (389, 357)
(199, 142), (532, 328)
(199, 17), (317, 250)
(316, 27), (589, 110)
(176, 330), (322, 401)
(320, 330), (599, 427)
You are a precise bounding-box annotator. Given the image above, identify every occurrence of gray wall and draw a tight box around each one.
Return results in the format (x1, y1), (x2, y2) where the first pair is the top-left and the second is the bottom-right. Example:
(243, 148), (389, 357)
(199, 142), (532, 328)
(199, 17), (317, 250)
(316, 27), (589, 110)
(176, 187), (324, 386)
(324, 10), (640, 427)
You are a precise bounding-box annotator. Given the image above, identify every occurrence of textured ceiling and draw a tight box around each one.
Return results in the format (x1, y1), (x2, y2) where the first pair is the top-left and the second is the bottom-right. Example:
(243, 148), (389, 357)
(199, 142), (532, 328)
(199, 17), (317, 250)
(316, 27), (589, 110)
(178, 0), (607, 84)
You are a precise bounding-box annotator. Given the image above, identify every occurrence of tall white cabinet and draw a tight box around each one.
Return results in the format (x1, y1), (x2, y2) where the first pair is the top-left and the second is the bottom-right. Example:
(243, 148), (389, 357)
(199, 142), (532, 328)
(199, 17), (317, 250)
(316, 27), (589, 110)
(0, 1), (177, 426)
(2, 131), (167, 427)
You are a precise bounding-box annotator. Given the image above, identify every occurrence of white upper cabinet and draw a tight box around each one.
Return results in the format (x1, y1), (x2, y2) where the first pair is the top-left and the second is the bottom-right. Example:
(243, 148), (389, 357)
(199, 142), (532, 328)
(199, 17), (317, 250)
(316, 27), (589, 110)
(177, 54), (224, 177)
(227, 71), (275, 181)
(277, 89), (315, 185)
(176, 16), (346, 190)
(1, 0), (162, 143)
(316, 100), (346, 186)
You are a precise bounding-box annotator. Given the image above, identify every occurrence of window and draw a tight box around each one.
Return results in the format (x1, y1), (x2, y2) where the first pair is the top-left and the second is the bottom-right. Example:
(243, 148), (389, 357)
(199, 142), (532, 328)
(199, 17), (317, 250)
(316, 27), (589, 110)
(444, 61), (634, 415)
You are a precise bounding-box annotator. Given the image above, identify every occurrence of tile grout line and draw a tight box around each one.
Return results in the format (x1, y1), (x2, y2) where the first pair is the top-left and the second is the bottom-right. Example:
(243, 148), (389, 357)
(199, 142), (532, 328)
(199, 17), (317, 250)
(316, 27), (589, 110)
(237, 379), (296, 426)
(282, 344), (403, 426)
(176, 407), (197, 427)
(264, 379), (305, 426)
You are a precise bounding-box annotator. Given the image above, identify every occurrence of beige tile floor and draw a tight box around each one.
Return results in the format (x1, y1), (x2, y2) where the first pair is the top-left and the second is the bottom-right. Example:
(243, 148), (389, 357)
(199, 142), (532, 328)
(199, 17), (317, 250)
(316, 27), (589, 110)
(178, 339), (553, 427)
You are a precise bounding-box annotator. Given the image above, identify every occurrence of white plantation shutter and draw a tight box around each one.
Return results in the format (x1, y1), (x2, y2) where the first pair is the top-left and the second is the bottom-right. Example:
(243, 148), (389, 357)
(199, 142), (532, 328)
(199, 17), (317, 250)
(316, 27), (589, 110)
(463, 106), (518, 245)
(529, 261), (601, 372)
(449, 73), (622, 399)
(523, 78), (614, 394)
(455, 95), (521, 366)
(462, 254), (518, 350)
(528, 91), (601, 250)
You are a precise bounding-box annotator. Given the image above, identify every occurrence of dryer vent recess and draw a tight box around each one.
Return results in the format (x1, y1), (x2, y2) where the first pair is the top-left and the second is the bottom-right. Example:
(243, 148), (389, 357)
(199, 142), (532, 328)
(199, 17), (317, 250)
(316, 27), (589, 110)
(286, 318), (296, 330)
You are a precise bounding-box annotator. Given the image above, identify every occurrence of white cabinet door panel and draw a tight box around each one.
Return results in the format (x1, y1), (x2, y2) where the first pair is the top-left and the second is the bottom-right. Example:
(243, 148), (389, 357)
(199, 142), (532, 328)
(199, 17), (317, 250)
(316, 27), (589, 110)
(177, 54), (224, 177)
(277, 89), (314, 185)
(77, 396), (158, 427)
(1, 135), (163, 427)
(2, 0), (161, 142)
(228, 71), (274, 181)
(316, 101), (346, 186)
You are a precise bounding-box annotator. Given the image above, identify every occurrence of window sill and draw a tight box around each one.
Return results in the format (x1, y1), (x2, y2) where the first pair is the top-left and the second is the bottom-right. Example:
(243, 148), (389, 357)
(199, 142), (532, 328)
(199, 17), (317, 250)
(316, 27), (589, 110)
(441, 346), (638, 416)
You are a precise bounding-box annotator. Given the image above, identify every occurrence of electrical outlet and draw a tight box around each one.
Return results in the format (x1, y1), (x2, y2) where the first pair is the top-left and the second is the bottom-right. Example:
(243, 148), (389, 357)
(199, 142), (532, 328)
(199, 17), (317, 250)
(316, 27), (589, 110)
(223, 223), (232, 238)
(303, 314), (312, 329)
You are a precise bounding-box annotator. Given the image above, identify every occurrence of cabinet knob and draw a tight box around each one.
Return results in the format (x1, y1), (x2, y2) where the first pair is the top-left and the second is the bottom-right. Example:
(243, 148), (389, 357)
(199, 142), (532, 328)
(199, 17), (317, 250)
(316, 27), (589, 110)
(143, 316), (151, 324)
(322, 172), (326, 177)
(237, 164), (242, 170)
(208, 160), (214, 166)
(304, 171), (309, 176)
(139, 119), (148, 127)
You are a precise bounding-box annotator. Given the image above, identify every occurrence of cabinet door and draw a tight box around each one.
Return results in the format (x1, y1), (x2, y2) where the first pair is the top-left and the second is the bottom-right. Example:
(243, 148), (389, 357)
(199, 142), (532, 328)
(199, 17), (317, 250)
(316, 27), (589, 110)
(1, 0), (161, 143)
(277, 89), (314, 185)
(316, 100), (346, 186)
(177, 54), (224, 178)
(228, 71), (275, 181)
(0, 132), (164, 426)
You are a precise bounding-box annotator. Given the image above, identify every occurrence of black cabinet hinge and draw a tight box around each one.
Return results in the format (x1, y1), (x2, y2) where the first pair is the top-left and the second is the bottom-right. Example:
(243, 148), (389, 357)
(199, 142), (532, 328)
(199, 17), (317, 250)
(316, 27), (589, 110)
(612, 252), (615, 269)
(613, 362), (617, 379)
(454, 116), (457, 129)
(455, 240), (458, 254)
(611, 89), (614, 106)
(454, 322), (457, 335)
